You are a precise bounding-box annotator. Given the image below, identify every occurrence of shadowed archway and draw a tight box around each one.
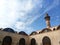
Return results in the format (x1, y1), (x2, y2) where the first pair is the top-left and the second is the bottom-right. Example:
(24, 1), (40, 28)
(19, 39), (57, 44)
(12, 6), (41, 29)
(30, 38), (36, 45)
(2, 36), (12, 45)
(19, 38), (25, 45)
(42, 36), (51, 45)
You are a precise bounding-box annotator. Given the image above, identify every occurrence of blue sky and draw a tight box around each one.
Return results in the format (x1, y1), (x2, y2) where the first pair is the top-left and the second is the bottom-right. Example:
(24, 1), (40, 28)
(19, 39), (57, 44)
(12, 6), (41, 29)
(0, 0), (60, 34)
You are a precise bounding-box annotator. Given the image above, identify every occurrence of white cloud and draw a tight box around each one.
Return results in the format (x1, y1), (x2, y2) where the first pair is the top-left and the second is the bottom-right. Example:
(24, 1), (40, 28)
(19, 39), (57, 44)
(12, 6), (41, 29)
(0, 0), (18, 28)
(14, 0), (43, 32)
(15, 21), (34, 34)
(15, 22), (25, 30)
(0, 0), (43, 34)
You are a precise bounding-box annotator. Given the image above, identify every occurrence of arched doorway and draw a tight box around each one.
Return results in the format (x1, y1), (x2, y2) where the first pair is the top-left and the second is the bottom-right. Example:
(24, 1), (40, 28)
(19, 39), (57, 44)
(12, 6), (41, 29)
(31, 38), (36, 45)
(42, 36), (51, 45)
(2, 36), (12, 45)
(19, 38), (25, 45)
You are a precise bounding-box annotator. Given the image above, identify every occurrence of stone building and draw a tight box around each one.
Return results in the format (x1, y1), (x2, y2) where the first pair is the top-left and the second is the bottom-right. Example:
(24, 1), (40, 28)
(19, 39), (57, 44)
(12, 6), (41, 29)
(0, 13), (60, 45)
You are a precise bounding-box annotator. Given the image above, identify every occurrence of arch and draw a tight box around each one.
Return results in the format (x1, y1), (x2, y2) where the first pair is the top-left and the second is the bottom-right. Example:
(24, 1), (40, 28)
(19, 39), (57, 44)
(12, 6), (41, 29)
(42, 36), (51, 45)
(19, 31), (28, 36)
(3, 28), (15, 33)
(41, 28), (52, 33)
(30, 31), (37, 35)
(57, 25), (60, 30)
(30, 38), (36, 45)
(2, 36), (12, 45)
(19, 38), (25, 45)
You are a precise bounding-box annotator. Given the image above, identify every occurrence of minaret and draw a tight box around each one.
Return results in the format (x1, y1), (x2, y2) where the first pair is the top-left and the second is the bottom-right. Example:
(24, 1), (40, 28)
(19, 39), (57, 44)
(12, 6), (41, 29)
(44, 13), (51, 28)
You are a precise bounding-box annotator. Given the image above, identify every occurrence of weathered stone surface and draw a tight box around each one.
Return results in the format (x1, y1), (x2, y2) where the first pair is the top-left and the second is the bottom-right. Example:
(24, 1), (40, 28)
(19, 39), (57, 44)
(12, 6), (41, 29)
(0, 30), (60, 45)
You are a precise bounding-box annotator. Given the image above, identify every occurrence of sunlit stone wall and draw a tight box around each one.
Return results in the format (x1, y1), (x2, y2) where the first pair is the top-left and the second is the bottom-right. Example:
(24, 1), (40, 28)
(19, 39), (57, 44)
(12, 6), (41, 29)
(0, 30), (60, 45)
(29, 30), (60, 45)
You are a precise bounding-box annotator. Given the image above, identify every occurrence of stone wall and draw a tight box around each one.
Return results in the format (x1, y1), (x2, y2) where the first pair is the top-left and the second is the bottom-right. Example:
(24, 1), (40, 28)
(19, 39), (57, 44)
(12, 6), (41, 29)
(29, 30), (60, 45)
(0, 30), (29, 45)
(0, 30), (60, 45)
